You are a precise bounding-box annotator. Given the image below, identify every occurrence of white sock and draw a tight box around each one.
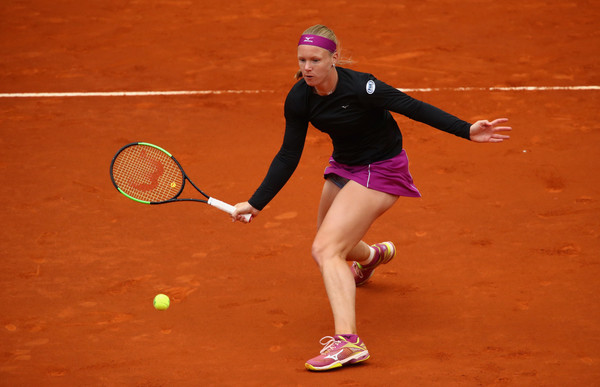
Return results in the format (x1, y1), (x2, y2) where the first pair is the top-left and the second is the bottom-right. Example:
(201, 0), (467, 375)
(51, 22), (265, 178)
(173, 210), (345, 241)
(360, 246), (376, 266)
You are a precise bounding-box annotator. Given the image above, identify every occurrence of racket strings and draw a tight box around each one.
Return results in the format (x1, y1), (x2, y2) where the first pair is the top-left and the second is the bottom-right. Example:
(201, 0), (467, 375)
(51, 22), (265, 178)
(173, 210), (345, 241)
(112, 145), (183, 202)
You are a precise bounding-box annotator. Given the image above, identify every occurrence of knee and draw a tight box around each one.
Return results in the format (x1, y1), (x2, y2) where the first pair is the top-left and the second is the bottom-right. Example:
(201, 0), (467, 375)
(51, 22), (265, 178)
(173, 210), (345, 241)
(311, 239), (341, 268)
(311, 240), (326, 267)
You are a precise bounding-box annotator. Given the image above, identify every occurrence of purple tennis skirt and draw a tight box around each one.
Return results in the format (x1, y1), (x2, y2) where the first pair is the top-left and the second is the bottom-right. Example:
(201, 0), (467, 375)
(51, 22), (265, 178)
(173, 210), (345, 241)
(323, 150), (421, 197)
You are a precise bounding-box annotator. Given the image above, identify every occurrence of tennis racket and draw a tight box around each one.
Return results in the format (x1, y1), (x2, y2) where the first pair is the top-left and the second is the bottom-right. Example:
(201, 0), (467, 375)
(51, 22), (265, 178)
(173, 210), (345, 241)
(110, 142), (251, 222)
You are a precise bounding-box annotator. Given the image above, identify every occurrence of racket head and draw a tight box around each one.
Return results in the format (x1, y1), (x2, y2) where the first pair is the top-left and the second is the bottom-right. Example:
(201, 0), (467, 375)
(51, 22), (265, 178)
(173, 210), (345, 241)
(110, 142), (185, 204)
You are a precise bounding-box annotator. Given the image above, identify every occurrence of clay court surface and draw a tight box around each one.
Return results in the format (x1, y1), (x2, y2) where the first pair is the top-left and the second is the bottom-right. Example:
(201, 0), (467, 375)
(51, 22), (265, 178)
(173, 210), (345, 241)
(1, 0), (599, 385)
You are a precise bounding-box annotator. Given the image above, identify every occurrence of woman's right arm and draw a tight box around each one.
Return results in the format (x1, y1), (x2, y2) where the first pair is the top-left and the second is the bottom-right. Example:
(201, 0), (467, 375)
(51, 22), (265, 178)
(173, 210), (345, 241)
(233, 89), (309, 221)
(232, 125), (307, 222)
(245, 120), (308, 210)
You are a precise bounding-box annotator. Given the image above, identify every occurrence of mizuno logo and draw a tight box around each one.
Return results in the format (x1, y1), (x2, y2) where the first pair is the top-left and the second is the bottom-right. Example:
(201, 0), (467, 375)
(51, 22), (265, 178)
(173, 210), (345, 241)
(303, 37), (314, 43)
(325, 349), (344, 361)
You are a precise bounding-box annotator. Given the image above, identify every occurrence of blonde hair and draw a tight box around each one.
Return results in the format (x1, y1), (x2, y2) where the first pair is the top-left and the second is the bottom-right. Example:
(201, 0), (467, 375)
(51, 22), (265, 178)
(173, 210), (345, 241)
(294, 24), (352, 80)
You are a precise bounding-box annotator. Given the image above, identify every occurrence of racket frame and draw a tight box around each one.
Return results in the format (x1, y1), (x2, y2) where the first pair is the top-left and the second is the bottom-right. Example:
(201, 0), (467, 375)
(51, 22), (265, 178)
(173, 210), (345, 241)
(110, 142), (250, 221)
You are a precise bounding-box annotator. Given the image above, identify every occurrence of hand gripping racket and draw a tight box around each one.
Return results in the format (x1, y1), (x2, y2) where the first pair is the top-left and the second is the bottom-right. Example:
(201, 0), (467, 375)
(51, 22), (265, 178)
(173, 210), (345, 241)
(110, 142), (251, 222)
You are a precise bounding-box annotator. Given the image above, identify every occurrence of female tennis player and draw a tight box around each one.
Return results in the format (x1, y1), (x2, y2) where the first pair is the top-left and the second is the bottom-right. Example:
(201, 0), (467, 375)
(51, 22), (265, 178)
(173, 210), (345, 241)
(232, 24), (511, 371)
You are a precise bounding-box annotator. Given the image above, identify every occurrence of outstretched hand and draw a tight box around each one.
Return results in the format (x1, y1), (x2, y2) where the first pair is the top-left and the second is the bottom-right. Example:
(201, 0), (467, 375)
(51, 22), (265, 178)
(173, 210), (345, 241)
(470, 118), (512, 143)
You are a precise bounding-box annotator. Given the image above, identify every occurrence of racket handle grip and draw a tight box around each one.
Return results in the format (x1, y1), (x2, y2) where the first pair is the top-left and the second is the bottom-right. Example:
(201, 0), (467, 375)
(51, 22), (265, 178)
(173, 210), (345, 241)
(207, 198), (252, 222)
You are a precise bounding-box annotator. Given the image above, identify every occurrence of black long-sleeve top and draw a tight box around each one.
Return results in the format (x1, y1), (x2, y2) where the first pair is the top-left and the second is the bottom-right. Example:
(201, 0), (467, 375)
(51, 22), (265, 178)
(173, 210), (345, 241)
(248, 67), (471, 210)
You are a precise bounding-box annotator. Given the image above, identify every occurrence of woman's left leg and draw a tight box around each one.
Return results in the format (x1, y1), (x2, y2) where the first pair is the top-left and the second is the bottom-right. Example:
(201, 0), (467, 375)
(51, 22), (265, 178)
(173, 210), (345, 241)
(312, 180), (398, 334)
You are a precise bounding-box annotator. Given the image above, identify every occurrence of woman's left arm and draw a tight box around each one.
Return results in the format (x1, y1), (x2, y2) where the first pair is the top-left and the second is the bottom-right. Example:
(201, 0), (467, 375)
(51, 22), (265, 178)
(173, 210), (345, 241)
(469, 118), (512, 143)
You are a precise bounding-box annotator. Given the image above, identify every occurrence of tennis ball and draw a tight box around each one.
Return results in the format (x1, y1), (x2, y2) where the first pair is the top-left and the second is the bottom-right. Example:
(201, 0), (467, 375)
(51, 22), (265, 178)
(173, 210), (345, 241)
(153, 294), (170, 311)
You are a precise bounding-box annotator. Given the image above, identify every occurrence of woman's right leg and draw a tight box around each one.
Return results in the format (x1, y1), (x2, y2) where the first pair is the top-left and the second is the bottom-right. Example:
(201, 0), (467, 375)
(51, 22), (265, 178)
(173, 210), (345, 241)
(313, 180), (398, 334)
(305, 179), (399, 371)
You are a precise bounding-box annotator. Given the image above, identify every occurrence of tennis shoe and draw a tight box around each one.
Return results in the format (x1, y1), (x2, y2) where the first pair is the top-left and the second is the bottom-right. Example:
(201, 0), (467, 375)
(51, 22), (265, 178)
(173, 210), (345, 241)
(351, 241), (396, 286)
(305, 335), (370, 371)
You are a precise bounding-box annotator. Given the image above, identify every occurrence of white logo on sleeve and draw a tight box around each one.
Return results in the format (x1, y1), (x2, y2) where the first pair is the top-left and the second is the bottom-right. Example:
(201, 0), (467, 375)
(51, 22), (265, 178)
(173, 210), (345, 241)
(366, 80), (376, 94)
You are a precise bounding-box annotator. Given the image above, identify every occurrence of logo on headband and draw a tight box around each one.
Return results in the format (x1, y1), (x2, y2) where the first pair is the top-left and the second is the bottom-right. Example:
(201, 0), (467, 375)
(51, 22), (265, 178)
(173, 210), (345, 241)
(303, 37), (314, 43)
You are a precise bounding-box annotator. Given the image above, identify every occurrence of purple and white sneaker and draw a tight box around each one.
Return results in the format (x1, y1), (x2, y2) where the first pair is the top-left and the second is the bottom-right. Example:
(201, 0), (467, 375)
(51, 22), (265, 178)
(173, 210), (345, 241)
(305, 334), (370, 371)
(351, 242), (396, 286)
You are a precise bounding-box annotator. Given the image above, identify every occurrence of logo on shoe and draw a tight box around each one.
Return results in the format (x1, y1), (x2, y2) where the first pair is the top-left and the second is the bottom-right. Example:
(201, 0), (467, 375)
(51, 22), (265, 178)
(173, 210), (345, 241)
(325, 349), (344, 361)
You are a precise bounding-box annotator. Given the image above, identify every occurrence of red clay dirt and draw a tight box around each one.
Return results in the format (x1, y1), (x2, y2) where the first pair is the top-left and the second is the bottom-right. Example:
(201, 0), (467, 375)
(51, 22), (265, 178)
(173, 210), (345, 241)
(1, 1), (599, 386)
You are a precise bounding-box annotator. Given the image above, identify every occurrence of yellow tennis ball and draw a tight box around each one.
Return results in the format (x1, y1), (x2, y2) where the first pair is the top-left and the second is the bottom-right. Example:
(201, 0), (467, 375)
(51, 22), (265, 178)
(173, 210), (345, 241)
(153, 294), (170, 311)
